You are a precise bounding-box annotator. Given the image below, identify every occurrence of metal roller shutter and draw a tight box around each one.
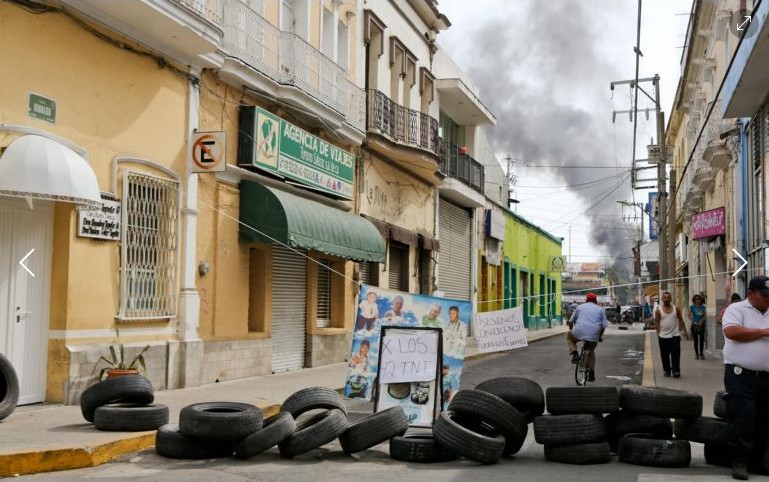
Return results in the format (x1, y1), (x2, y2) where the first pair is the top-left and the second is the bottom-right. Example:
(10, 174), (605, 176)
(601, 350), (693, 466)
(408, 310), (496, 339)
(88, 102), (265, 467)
(271, 246), (307, 373)
(316, 260), (331, 328)
(439, 199), (472, 300)
(389, 242), (408, 291)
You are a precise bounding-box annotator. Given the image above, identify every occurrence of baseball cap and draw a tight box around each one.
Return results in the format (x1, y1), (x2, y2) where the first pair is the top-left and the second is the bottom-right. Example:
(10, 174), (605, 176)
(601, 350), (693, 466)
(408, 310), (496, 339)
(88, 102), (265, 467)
(748, 276), (769, 296)
(586, 293), (597, 302)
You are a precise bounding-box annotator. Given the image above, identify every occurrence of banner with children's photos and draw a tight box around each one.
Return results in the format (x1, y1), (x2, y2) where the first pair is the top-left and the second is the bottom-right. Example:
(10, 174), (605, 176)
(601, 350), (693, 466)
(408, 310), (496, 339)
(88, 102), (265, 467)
(344, 285), (471, 423)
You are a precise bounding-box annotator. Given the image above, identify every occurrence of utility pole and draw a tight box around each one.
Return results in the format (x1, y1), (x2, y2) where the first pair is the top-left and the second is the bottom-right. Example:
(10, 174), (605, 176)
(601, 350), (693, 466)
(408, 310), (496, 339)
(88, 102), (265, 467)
(654, 74), (668, 293)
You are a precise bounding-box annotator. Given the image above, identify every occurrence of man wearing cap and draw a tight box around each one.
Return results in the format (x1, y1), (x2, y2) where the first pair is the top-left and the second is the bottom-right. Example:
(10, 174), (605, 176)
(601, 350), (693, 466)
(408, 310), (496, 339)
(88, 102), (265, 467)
(566, 293), (608, 382)
(721, 276), (769, 480)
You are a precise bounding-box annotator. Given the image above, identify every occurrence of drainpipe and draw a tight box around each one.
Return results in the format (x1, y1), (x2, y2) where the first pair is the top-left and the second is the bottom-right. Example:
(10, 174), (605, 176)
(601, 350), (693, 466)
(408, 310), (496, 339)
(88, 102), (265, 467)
(737, 119), (747, 295)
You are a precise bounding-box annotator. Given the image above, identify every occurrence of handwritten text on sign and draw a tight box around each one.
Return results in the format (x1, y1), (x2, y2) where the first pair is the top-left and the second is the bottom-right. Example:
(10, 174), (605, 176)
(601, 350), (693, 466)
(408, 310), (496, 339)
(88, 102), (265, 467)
(379, 330), (439, 384)
(475, 307), (528, 353)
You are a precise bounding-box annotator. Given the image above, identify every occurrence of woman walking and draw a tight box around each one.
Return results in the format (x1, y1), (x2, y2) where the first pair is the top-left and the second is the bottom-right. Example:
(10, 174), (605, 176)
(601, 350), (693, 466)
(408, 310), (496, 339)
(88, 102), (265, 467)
(689, 294), (707, 359)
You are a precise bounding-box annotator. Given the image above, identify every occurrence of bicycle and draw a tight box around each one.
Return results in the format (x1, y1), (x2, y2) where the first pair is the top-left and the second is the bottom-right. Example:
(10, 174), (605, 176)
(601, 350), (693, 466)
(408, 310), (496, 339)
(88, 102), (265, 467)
(574, 338), (601, 386)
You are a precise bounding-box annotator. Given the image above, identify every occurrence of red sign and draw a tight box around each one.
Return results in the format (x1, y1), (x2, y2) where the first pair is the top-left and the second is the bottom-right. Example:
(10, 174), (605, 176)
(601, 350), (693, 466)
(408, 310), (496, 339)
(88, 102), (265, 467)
(692, 207), (725, 240)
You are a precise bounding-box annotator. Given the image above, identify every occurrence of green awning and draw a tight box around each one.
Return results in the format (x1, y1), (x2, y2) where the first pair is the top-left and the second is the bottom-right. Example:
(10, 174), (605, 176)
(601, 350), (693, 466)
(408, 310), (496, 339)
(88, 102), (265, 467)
(239, 180), (386, 263)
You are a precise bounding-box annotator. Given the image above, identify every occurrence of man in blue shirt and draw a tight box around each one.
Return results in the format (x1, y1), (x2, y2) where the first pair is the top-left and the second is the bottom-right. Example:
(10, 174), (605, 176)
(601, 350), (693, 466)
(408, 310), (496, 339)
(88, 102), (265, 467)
(567, 293), (609, 382)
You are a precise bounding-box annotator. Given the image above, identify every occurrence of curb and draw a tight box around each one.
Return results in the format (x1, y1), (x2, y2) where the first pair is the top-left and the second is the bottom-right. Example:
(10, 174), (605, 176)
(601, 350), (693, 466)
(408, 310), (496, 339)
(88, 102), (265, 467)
(642, 330), (656, 387)
(0, 402), (281, 478)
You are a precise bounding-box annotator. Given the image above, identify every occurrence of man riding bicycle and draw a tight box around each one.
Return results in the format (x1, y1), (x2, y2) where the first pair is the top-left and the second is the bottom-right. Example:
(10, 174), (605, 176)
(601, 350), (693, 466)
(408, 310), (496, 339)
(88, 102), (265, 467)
(567, 292), (609, 382)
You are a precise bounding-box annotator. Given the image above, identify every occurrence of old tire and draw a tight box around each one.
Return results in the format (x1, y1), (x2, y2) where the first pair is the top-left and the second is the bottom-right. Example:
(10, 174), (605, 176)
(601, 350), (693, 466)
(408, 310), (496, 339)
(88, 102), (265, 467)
(94, 403), (169, 431)
(605, 411), (672, 452)
(704, 442), (731, 468)
(544, 442), (612, 465)
(339, 407), (408, 454)
(234, 412), (297, 459)
(389, 431), (458, 463)
(448, 389), (528, 455)
(281, 387), (347, 418)
(674, 416), (728, 445)
(0, 353), (20, 421)
(80, 375), (154, 423)
(474, 377), (545, 423)
(546, 386), (619, 415)
(714, 391), (727, 419)
(619, 385), (702, 419)
(179, 402), (263, 442)
(533, 414), (606, 447)
(279, 409), (348, 458)
(618, 433), (691, 468)
(433, 410), (505, 465)
(156, 424), (235, 459)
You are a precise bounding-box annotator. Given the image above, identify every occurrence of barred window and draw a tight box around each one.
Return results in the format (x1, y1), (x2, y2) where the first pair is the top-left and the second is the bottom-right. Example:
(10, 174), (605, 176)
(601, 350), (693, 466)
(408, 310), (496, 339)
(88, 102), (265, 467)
(316, 259), (332, 328)
(118, 171), (180, 320)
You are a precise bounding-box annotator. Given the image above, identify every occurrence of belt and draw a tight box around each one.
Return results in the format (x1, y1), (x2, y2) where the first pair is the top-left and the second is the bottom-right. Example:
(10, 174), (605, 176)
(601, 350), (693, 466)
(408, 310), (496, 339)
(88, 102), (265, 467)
(726, 364), (769, 378)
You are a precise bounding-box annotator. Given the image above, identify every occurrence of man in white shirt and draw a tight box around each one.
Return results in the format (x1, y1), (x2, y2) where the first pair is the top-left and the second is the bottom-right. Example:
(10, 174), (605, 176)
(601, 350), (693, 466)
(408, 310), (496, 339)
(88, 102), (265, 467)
(721, 276), (769, 480)
(567, 293), (608, 382)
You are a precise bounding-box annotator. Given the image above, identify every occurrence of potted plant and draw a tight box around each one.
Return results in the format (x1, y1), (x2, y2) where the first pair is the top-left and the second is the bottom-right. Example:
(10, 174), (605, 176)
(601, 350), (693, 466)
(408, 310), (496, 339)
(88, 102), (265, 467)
(97, 327), (150, 379)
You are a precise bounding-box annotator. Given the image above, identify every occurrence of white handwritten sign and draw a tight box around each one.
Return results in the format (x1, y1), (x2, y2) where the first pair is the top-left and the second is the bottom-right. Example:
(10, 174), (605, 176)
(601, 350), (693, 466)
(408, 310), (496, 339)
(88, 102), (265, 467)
(378, 329), (439, 384)
(475, 307), (528, 353)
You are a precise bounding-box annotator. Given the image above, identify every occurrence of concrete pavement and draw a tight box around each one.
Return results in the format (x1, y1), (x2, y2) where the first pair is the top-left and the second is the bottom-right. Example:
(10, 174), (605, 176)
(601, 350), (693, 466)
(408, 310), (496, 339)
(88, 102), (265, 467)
(0, 325), (568, 477)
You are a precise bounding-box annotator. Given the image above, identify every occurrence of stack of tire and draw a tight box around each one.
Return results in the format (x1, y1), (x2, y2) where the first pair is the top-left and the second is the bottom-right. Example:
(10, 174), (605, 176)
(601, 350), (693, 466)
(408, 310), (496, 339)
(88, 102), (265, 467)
(673, 390), (729, 468)
(80, 375), (168, 432)
(0, 353), (19, 422)
(534, 386), (619, 465)
(613, 385), (702, 468)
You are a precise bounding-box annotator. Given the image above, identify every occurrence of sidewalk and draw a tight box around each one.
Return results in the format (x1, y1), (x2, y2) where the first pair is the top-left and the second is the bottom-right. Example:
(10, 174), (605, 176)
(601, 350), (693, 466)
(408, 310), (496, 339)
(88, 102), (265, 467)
(0, 325), (569, 477)
(642, 329), (724, 417)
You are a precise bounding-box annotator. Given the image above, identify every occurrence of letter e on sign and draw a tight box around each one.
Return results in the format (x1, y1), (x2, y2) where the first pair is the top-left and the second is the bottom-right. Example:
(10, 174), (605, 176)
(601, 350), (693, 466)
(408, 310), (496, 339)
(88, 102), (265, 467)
(190, 131), (226, 173)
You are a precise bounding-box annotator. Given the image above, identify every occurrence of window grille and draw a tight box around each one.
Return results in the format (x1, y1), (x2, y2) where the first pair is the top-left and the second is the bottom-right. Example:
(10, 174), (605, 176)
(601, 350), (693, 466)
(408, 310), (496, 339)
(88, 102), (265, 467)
(118, 171), (180, 320)
(316, 259), (332, 328)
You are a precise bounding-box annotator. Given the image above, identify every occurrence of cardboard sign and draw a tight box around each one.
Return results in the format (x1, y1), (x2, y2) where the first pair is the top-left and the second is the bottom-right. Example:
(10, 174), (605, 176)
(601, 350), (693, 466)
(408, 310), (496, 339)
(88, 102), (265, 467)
(379, 330), (439, 384)
(475, 307), (528, 353)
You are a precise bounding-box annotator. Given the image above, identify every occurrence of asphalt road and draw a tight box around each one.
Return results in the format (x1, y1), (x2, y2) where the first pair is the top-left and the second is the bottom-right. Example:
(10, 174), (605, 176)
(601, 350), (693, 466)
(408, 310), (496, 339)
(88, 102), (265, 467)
(20, 328), (747, 482)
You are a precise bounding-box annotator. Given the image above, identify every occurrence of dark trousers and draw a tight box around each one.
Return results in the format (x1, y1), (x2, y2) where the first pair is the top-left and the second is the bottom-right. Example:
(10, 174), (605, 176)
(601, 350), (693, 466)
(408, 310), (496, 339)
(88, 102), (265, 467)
(692, 326), (705, 356)
(724, 365), (769, 466)
(658, 336), (681, 374)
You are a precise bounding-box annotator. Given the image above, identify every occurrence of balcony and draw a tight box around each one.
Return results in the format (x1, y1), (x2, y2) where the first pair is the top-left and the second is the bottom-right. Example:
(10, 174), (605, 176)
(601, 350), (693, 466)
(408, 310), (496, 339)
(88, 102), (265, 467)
(219, 1), (365, 136)
(367, 90), (441, 156)
(172, 0), (222, 26)
(440, 143), (485, 194)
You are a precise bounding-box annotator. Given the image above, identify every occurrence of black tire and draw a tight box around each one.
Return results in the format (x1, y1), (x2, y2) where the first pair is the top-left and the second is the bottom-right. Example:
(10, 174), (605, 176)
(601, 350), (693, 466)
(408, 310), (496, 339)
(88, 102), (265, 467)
(279, 409), (348, 458)
(546, 387), (620, 415)
(618, 433), (691, 468)
(156, 424), (235, 459)
(619, 385), (702, 419)
(179, 402), (263, 442)
(339, 407), (408, 454)
(604, 411), (672, 453)
(474, 377), (545, 423)
(448, 389), (528, 456)
(80, 376), (154, 423)
(94, 403), (169, 432)
(714, 390), (727, 419)
(0, 353), (20, 421)
(544, 442), (612, 465)
(281, 387), (347, 418)
(389, 431), (458, 463)
(533, 414), (606, 447)
(234, 412), (297, 459)
(673, 416), (728, 445)
(704, 442), (731, 468)
(433, 410), (505, 465)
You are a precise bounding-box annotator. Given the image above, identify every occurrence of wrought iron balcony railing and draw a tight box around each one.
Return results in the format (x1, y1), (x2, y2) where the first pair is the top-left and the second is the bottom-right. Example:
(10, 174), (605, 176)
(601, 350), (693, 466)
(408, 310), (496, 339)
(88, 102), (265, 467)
(366, 90), (440, 156)
(440, 142), (485, 194)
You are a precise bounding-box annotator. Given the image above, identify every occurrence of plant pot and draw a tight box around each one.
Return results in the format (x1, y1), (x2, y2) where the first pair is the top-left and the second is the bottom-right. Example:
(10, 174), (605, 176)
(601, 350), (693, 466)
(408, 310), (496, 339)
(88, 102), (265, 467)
(105, 369), (140, 379)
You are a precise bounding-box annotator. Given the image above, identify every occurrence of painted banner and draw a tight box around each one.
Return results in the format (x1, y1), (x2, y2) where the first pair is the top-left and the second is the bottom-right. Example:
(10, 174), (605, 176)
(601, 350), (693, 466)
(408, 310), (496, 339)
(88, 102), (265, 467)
(691, 206), (725, 240)
(239, 106), (355, 199)
(475, 307), (527, 353)
(344, 285), (471, 420)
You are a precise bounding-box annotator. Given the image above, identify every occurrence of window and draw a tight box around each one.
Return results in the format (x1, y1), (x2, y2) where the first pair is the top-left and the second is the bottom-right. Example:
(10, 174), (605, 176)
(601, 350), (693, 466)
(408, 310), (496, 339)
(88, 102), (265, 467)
(119, 171), (180, 320)
(388, 241), (409, 291)
(316, 259), (332, 328)
(440, 111), (465, 146)
(359, 261), (379, 287)
(337, 19), (349, 70)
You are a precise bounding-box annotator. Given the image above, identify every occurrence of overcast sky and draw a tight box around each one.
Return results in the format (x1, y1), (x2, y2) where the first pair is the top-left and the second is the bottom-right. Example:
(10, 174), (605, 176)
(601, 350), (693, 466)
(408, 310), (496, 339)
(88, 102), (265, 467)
(436, 0), (692, 269)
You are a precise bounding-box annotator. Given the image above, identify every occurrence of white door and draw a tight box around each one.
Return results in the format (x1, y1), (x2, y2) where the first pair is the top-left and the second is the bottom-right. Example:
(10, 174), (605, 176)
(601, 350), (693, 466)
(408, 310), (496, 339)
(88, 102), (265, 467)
(0, 199), (53, 405)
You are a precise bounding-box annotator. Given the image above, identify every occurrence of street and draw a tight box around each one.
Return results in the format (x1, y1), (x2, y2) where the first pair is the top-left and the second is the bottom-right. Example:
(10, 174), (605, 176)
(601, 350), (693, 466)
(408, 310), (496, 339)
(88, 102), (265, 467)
(18, 329), (746, 482)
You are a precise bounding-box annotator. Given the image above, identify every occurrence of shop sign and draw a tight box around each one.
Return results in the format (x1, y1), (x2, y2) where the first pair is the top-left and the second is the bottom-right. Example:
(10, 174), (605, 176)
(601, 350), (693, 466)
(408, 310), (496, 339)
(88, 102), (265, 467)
(485, 208), (505, 241)
(549, 255), (566, 272)
(77, 194), (120, 240)
(692, 207), (725, 240)
(648, 192), (660, 240)
(190, 131), (226, 173)
(28, 92), (56, 124)
(239, 106), (354, 199)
